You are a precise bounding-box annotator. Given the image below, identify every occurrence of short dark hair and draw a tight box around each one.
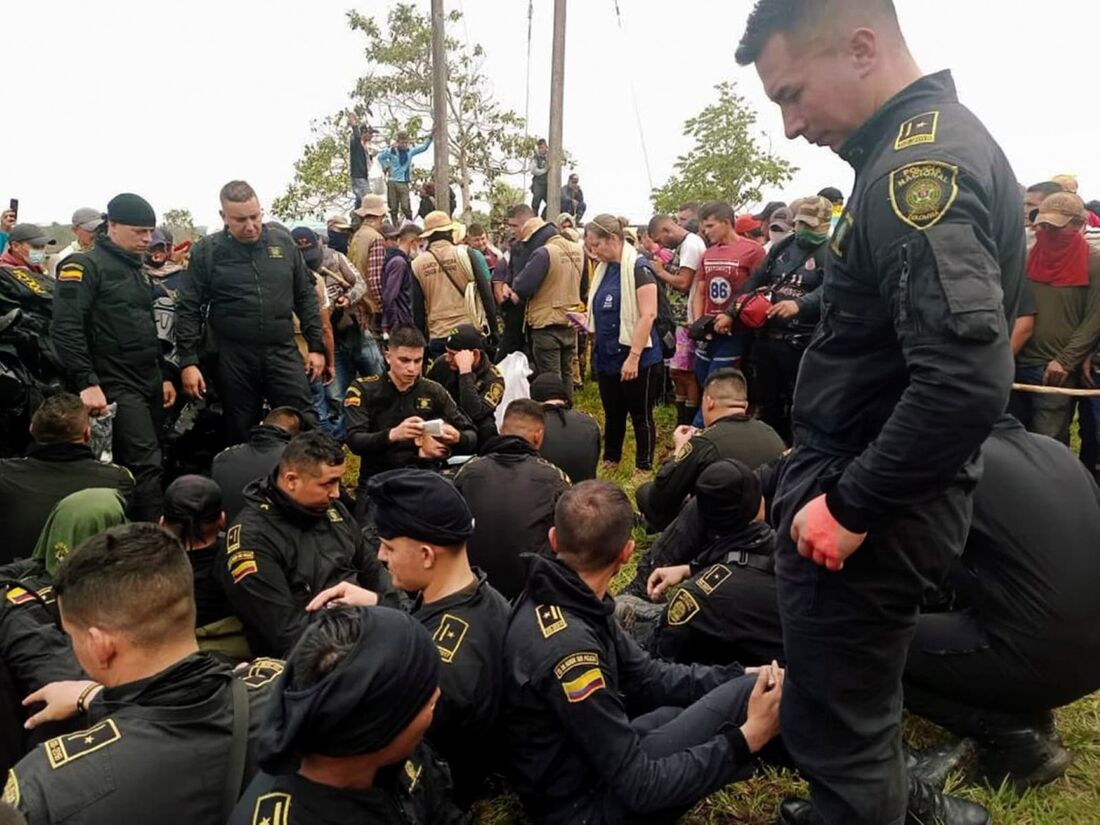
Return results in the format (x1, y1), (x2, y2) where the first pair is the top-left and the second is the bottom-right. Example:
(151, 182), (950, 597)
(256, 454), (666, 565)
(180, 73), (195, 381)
(55, 523), (195, 645)
(507, 204), (535, 221)
(467, 223), (486, 238)
(646, 214), (676, 236)
(1027, 181), (1066, 198)
(388, 325), (427, 350)
(397, 131), (410, 141)
(553, 481), (634, 573)
(502, 399), (546, 433)
(736, 0), (899, 66)
(678, 202), (700, 214)
(219, 180), (258, 205)
(289, 606), (362, 690)
(264, 406), (305, 435)
(699, 201), (736, 224)
(279, 432), (346, 475)
(30, 393), (88, 444)
(397, 223), (423, 240)
(537, 138), (548, 147)
(704, 368), (749, 403)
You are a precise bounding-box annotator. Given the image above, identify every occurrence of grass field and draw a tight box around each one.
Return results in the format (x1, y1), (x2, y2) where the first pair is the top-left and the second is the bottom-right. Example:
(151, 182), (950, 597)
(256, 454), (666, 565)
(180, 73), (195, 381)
(468, 381), (1100, 824)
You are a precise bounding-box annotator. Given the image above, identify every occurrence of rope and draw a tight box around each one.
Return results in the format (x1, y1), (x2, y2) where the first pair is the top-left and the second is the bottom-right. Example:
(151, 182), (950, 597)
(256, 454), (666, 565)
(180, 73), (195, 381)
(611, 0), (655, 192)
(522, 0), (534, 193)
(1012, 383), (1100, 397)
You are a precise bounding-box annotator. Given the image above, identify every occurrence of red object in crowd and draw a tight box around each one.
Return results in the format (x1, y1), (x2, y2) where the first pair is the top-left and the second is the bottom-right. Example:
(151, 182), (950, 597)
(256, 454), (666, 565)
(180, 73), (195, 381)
(735, 214), (763, 236)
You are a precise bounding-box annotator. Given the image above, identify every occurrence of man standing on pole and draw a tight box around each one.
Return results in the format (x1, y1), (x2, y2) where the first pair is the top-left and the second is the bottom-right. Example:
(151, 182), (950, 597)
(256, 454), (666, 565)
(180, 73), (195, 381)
(736, 2), (1024, 824)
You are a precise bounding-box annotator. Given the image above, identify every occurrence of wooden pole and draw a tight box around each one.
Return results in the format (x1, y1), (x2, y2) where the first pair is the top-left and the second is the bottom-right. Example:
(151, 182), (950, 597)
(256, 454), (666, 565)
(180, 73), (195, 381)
(546, 0), (567, 223)
(431, 0), (450, 215)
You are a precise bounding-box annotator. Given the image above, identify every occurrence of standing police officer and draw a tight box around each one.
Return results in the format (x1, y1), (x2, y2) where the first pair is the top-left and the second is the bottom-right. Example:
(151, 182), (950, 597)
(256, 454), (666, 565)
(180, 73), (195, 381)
(51, 193), (175, 521)
(737, 3), (1024, 825)
(176, 181), (325, 444)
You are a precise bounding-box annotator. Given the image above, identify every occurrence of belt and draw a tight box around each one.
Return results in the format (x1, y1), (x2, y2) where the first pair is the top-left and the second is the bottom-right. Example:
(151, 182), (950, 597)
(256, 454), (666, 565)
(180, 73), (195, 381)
(722, 548), (775, 575)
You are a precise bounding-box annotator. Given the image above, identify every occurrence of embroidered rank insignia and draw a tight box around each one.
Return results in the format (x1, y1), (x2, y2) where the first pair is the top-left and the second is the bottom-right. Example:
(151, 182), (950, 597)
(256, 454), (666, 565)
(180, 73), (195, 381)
(240, 657), (284, 689)
(326, 507), (343, 523)
(227, 524), (241, 553)
(889, 161), (960, 230)
(895, 111), (940, 151)
(252, 791), (291, 825)
(57, 263), (84, 283)
(45, 720), (121, 769)
(3, 770), (18, 807)
(536, 604), (568, 638)
(697, 564), (732, 596)
(267, 246), (285, 260)
(553, 651), (599, 679)
(432, 614), (470, 663)
(5, 587), (34, 606)
(231, 559), (259, 584)
(416, 397), (432, 411)
(561, 667), (606, 704)
(674, 441), (693, 462)
(403, 760), (423, 792)
(666, 590), (701, 626)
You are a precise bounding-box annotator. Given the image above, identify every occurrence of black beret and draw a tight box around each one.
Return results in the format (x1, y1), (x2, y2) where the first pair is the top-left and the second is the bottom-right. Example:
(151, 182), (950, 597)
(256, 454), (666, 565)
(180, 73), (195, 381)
(106, 193), (156, 228)
(368, 469), (474, 546)
(695, 459), (762, 530)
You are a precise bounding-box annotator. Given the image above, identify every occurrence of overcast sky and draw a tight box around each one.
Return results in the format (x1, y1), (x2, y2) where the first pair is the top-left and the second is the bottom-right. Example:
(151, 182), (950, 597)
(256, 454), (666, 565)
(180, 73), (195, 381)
(5, 1), (1093, 231)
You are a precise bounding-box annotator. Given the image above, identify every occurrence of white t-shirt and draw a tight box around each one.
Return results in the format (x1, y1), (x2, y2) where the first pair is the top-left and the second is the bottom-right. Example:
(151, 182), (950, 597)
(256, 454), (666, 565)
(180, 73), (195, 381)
(677, 232), (707, 323)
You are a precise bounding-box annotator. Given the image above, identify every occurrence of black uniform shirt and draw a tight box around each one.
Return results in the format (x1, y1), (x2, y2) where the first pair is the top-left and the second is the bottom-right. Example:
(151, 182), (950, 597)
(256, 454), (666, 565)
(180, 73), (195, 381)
(50, 232), (163, 391)
(425, 356), (504, 448)
(792, 70), (1025, 533)
(344, 372), (477, 481)
(7, 653), (283, 825)
(412, 570), (511, 795)
(217, 474), (395, 657)
(231, 743), (469, 825)
(740, 234), (827, 337)
(0, 564), (83, 697)
(539, 405), (601, 483)
(502, 554), (749, 822)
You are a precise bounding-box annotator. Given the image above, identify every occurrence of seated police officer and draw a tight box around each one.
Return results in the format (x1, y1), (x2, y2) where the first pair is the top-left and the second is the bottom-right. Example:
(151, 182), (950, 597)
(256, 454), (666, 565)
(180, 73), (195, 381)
(529, 373), (601, 483)
(217, 432), (394, 657)
(904, 418), (1100, 792)
(425, 324), (505, 449)
(502, 480), (783, 825)
(344, 325), (477, 518)
(231, 606), (467, 825)
(0, 394), (133, 565)
(636, 369), (785, 532)
(8, 523), (282, 824)
(620, 460), (784, 668)
(306, 469), (510, 803)
(211, 406), (304, 522)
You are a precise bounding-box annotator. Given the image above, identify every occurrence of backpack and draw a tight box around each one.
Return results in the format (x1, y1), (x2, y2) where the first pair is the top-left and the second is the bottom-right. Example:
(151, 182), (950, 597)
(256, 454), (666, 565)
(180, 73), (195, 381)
(648, 269), (676, 359)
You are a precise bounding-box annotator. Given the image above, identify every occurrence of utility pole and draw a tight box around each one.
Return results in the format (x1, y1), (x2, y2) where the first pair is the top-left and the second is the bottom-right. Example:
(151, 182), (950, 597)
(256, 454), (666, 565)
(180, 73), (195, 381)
(431, 0), (450, 215)
(546, 0), (567, 222)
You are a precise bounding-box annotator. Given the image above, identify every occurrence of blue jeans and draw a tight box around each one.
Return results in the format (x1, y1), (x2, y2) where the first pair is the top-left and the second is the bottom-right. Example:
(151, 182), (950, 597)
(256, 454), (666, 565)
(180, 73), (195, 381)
(311, 379), (345, 440)
(330, 335), (385, 404)
(351, 178), (370, 207)
(691, 335), (748, 428)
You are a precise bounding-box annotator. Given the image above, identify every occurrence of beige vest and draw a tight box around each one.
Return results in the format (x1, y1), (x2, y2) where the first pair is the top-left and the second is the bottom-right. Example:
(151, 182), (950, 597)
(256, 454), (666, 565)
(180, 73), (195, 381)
(412, 241), (477, 339)
(348, 223), (384, 323)
(526, 235), (584, 328)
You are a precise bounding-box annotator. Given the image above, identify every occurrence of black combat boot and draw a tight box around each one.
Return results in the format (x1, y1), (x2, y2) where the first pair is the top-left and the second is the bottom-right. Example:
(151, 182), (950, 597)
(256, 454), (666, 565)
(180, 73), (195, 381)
(906, 739), (974, 789)
(906, 775), (990, 825)
(976, 714), (1073, 792)
(776, 798), (820, 825)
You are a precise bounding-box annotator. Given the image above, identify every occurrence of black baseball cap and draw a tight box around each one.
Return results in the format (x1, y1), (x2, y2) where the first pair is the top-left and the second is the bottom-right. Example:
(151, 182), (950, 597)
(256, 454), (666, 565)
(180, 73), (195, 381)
(444, 324), (482, 352)
(163, 475), (223, 523)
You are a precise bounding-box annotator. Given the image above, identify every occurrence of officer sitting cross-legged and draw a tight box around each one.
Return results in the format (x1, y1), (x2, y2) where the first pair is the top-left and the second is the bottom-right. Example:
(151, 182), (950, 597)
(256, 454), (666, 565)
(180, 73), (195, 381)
(305, 469), (510, 805)
(231, 605), (467, 825)
(7, 523), (282, 824)
(502, 479), (784, 825)
(216, 432), (395, 658)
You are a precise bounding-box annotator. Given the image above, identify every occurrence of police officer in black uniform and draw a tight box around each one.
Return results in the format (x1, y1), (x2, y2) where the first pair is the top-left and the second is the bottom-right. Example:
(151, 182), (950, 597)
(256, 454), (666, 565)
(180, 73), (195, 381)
(217, 432), (395, 657)
(176, 180), (325, 445)
(344, 326), (477, 514)
(503, 480), (783, 824)
(50, 193), (174, 521)
(231, 606), (467, 825)
(425, 324), (505, 449)
(6, 523), (282, 824)
(307, 469), (511, 804)
(737, 4), (1024, 824)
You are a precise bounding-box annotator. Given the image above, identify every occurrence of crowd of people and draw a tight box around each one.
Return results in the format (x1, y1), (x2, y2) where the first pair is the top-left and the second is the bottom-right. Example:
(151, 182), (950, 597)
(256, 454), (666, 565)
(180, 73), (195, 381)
(0, 2), (1098, 824)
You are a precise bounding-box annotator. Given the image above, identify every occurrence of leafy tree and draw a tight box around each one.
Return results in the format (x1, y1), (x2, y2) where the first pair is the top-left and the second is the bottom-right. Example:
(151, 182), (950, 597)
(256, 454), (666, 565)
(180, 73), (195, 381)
(274, 3), (537, 223)
(486, 180), (526, 239)
(651, 82), (797, 215)
(161, 208), (205, 239)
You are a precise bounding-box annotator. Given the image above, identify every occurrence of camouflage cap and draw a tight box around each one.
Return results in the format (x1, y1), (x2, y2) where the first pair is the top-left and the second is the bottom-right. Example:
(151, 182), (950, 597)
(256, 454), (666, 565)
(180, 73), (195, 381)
(792, 196), (834, 234)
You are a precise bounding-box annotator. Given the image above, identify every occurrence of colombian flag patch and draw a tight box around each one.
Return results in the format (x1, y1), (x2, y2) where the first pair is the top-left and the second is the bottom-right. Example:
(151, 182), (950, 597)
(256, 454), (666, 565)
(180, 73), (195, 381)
(231, 560), (258, 584)
(58, 265), (84, 282)
(561, 667), (605, 704)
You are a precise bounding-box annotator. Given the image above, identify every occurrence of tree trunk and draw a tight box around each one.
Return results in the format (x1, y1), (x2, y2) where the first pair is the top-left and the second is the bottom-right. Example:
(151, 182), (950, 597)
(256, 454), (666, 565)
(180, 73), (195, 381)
(459, 149), (472, 224)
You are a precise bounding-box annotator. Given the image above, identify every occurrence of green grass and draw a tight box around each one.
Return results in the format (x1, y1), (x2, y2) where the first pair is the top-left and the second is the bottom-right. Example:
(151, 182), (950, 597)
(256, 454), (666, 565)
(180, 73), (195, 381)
(470, 380), (1100, 824)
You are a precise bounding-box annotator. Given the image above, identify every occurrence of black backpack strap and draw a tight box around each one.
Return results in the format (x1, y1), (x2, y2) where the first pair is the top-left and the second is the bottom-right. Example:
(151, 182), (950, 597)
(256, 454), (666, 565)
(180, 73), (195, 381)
(221, 676), (251, 822)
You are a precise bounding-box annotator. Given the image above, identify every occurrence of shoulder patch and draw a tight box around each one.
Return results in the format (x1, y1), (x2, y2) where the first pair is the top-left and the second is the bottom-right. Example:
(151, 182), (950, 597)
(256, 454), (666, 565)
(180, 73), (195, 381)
(697, 564), (732, 596)
(483, 381), (504, 408)
(895, 111), (940, 151)
(666, 590), (701, 626)
(364, 374), (381, 383)
(830, 211), (854, 259)
(553, 651), (600, 680)
(57, 263), (85, 283)
(3, 770), (18, 807)
(889, 161), (959, 230)
(267, 245), (285, 260)
(252, 791), (291, 825)
(416, 396), (433, 412)
(560, 665), (606, 704)
(431, 614), (469, 663)
(325, 507), (343, 523)
(45, 719), (121, 769)
(674, 441), (693, 462)
(226, 524), (241, 553)
(344, 394), (361, 408)
(240, 657), (284, 689)
(5, 587), (35, 606)
(228, 550), (259, 584)
(536, 604), (568, 639)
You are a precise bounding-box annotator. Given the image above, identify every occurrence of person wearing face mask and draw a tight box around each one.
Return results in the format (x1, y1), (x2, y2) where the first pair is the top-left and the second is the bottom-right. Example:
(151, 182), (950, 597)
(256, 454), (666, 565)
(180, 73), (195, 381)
(50, 208), (103, 276)
(723, 196), (829, 444)
(766, 206), (794, 250)
(1013, 192), (1100, 444)
(0, 224), (56, 274)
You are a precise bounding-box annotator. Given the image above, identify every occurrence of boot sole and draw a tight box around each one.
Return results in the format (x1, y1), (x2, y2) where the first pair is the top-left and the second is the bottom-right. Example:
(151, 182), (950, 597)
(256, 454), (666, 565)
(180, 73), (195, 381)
(980, 746), (1074, 793)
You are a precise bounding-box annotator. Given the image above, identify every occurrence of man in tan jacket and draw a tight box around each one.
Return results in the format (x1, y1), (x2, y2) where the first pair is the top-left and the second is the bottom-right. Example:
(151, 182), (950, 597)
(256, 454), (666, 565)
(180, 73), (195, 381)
(511, 216), (585, 400)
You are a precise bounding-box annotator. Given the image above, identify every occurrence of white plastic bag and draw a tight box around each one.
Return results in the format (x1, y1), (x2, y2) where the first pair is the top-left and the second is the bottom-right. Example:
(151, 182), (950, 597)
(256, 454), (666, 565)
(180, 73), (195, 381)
(89, 403), (118, 463)
(495, 351), (532, 430)
(368, 157), (386, 196)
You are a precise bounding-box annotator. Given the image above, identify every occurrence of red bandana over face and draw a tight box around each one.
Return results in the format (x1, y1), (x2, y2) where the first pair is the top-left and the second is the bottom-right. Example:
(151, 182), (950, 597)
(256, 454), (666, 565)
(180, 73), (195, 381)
(1028, 226), (1089, 287)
